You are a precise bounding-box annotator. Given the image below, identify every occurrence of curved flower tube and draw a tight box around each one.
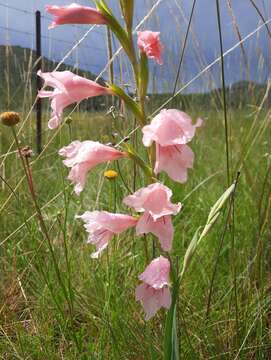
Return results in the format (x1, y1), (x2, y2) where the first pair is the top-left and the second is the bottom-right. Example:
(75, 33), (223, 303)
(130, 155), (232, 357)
(77, 211), (138, 258)
(46, 3), (107, 29)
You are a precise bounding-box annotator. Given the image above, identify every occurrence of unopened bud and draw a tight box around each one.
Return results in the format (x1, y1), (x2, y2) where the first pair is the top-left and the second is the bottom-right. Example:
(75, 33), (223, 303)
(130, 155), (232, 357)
(0, 112), (20, 127)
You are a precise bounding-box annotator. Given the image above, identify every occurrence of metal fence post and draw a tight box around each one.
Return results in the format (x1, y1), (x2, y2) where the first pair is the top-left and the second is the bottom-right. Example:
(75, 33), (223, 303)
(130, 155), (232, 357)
(35, 10), (42, 154)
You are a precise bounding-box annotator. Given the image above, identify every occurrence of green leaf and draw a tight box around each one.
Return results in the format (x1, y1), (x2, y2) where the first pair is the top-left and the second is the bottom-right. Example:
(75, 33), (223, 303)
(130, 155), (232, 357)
(180, 227), (201, 279)
(120, 0), (134, 32)
(207, 183), (235, 222)
(180, 180), (237, 280)
(124, 143), (153, 179)
(163, 279), (180, 360)
(109, 84), (144, 124)
(96, 1), (133, 61)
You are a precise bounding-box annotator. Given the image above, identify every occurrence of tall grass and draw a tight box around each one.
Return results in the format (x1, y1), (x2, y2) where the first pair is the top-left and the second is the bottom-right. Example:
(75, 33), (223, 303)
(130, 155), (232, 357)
(0, 1), (271, 359)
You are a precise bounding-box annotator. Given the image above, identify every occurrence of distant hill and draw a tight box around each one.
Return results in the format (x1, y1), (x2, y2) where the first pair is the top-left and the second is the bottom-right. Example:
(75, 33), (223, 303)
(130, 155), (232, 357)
(1, 45), (270, 112)
(148, 80), (271, 113)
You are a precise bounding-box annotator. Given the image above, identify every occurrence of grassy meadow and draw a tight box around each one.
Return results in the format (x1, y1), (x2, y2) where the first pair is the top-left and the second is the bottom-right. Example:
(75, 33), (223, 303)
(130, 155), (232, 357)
(0, 102), (270, 358)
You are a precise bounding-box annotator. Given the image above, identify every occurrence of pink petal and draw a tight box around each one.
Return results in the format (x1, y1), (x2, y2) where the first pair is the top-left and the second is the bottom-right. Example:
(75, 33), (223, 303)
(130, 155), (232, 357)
(195, 117), (203, 127)
(90, 230), (112, 259)
(58, 140), (82, 159)
(46, 3), (107, 29)
(155, 144), (194, 183)
(38, 70), (111, 129)
(59, 141), (126, 194)
(142, 109), (200, 147)
(37, 90), (54, 98)
(77, 211), (137, 257)
(136, 213), (174, 252)
(123, 183), (181, 220)
(135, 283), (171, 320)
(138, 256), (170, 289)
(159, 287), (172, 309)
(48, 115), (61, 129)
(67, 162), (90, 195)
(92, 212), (138, 233)
(137, 31), (163, 65)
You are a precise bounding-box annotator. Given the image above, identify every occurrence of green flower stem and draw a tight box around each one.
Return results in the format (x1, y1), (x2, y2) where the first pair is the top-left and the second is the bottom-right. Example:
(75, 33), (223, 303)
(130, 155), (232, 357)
(124, 144), (155, 182)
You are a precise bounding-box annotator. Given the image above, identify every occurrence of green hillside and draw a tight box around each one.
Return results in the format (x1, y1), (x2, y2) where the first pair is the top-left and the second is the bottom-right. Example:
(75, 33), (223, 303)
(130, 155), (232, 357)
(1, 45), (270, 113)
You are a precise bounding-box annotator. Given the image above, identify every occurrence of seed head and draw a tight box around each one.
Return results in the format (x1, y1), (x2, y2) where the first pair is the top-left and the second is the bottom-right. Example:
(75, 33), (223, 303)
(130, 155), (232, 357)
(0, 112), (20, 127)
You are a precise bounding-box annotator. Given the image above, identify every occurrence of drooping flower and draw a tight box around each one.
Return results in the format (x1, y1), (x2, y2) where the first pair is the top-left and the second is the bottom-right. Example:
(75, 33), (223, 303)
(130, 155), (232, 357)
(46, 3), (107, 29)
(135, 256), (171, 320)
(77, 211), (137, 258)
(137, 31), (163, 65)
(142, 109), (202, 183)
(38, 70), (111, 129)
(59, 140), (126, 195)
(123, 183), (181, 251)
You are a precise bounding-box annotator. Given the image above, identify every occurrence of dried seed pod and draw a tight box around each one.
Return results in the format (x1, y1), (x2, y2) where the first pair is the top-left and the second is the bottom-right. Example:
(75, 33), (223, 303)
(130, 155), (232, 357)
(0, 112), (20, 127)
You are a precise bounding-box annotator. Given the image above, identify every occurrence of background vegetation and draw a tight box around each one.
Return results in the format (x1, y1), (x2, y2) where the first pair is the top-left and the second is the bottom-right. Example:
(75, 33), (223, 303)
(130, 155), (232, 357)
(0, 4), (271, 358)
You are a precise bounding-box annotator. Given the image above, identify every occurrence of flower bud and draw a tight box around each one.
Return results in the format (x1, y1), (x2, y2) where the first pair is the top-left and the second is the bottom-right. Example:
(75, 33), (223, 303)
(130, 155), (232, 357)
(0, 112), (20, 127)
(104, 170), (118, 180)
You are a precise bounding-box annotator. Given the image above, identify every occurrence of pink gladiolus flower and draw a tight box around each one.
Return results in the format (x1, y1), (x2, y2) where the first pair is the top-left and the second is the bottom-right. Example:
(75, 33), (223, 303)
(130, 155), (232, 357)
(46, 3), (107, 29)
(59, 140), (126, 195)
(38, 70), (111, 129)
(135, 256), (171, 320)
(77, 211), (137, 258)
(142, 109), (202, 183)
(137, 31), (163, 65)
(123, 183), (181, 251)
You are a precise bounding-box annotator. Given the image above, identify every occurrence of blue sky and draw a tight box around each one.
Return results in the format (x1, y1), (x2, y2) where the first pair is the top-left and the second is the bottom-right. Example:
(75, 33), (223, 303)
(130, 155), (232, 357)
(0, 0), (270, 92)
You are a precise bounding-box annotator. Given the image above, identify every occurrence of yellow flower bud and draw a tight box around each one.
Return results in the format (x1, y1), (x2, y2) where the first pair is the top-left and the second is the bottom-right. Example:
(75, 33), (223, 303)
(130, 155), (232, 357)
(0, 111), (20, 127)
(104, 170), (118, 180)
